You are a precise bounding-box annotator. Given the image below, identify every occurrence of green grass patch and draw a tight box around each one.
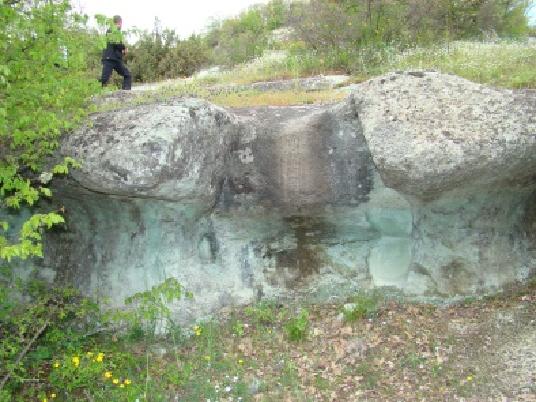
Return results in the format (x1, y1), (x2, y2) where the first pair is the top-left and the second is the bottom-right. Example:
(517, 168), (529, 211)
(197, 40), (536, 90)
(381, 40), (536, 89)
(284, 309), (310, 342)
(209, 88), (346, 108)
(341, 292), (382, 322)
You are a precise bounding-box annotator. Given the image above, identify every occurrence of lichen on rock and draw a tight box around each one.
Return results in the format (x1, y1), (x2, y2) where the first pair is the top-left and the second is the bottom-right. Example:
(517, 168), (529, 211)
(39, 71), (536, 320)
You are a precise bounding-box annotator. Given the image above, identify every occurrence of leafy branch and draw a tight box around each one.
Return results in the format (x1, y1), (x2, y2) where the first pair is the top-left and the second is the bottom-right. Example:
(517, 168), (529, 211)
(0, 0), (101, 262)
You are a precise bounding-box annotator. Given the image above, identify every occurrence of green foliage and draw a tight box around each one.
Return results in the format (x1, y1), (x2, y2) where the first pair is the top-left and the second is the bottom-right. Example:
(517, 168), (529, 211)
(402, 352), (428, 370)
(266, 0), (287, 30)
(206, 1), (292, 67)
(0, 0), (100, 262)
(105, 23), (124, 46)
(230, 319), (245, 337)
(284, 309), (310, 342)
(0, 280), (101, 399)
(87, 0), (533, 82)
(0, 213), (65, 261)
(51, 156), (80, 175)
(126, 19), (210, 82)
(384, 40), (536, 89)
(244, 300), (278, 325)
(47, 350), (143, 401)
(342, 293), (381, 322)
(208, 12), (268, 66)
(285, 0), (531, 74)
(0, 277), (192, 400)
(355, 362), (379, 389)
(116, 278), (193, 336)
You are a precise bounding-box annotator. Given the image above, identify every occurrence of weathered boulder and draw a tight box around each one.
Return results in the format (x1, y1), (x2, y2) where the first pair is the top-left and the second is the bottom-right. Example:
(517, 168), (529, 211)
(61, 98), (238, 209)
(39, 71), (536, 321)
(353, 71), (536, 295)
(355, 71), (536, 197)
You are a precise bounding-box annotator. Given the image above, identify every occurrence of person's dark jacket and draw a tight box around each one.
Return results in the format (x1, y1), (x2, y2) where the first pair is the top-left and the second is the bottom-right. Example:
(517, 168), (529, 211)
(102, 27), (125, 61)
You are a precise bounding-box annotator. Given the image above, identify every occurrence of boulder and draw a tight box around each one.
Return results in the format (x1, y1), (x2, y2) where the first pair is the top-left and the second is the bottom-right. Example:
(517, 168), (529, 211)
(38, 72), (535, 321)
(355, 71), (536, 198)
(61, 98), (238, 209)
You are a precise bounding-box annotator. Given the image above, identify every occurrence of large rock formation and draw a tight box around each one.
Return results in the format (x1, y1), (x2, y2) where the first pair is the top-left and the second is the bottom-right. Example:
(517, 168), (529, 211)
(40, 71), (536, 320)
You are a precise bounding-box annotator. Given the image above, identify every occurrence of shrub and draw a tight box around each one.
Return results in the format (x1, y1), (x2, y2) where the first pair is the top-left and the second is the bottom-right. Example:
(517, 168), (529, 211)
(244, 301), (278, 325)
(342, 293), (381, 322)
(284, 309), (310, 342)
(0, 0), (101, 261)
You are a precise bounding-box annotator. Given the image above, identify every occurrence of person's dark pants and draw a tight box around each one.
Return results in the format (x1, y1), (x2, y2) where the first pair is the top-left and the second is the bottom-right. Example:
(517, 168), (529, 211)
(100, 59), (132, 90)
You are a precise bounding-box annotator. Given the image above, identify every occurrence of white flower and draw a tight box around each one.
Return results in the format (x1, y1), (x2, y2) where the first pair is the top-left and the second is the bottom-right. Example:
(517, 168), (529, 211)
(225, 386), (232, 392)
(39, 172), (53, 184)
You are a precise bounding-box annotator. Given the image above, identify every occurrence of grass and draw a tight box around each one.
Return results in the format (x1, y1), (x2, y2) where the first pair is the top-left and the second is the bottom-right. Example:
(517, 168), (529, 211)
(284, 309), (310, 342)
(244, 301), (280, 326)
(5, 279), (536, 401)
(209, 88), (346, 108)
(96, 81), (346, 113)
(341, 292), (382, 322)
(383, 40), (536, 89)
(97, 39), (535, 113)
(196, 39), (536, 90)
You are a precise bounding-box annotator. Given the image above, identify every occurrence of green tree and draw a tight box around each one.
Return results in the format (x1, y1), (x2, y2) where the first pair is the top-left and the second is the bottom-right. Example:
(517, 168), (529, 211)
(207, 6), (270, 66)
(0, 0), (100, 261)
(265, 0), (288, 30)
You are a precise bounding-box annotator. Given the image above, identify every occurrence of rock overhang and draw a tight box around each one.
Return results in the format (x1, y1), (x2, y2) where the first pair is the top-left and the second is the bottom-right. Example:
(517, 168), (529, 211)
(41, 71), (536, 319)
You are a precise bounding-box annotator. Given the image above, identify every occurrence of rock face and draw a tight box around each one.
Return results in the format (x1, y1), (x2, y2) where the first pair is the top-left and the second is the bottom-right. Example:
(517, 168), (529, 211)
(357, 72), (536, 197)
(41, 72), (536, 321)
(62, 99), (236, 208)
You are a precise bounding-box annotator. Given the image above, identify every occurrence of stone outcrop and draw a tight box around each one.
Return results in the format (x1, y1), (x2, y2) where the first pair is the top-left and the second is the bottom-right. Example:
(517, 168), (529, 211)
(40, 71), (536, 321)
(356, 72), (536, 197)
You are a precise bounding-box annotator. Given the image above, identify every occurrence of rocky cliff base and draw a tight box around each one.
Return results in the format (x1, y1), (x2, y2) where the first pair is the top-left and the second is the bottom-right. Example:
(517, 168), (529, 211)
(34, 71), (536, 320)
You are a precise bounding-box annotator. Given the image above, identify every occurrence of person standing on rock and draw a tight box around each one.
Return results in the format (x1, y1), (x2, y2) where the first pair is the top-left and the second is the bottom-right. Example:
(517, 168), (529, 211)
(99, 15), (132, 90)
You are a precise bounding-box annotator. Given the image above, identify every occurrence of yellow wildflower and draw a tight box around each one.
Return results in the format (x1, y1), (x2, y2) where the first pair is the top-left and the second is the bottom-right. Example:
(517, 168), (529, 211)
(112, 378), (119, 384)
(51, 394), (57, 399)
(193, 325), (202, 336)
(467, 375), (473, 382)
(42, 398), (48, 402)
(120, 384), (125, 388)
(95, 352), (105, 363)
(238, 359), (244, 365)
(104, 371), (113, 379)
(124, 379), (132, 385)
(52, 362), (60, 368)
(71, 356), (80, 367)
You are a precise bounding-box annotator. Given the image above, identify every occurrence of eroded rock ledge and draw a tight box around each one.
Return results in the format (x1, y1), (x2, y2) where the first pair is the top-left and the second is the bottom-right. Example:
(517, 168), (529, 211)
(43, 71), (536, 320)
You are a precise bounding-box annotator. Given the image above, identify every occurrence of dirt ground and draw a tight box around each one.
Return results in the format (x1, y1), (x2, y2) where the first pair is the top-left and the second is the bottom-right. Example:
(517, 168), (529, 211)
(171, 281), (535, 402)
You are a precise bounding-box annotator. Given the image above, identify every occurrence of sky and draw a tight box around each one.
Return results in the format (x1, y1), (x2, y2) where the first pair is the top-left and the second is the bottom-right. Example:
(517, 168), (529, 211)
(74, 0), (270, 38)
